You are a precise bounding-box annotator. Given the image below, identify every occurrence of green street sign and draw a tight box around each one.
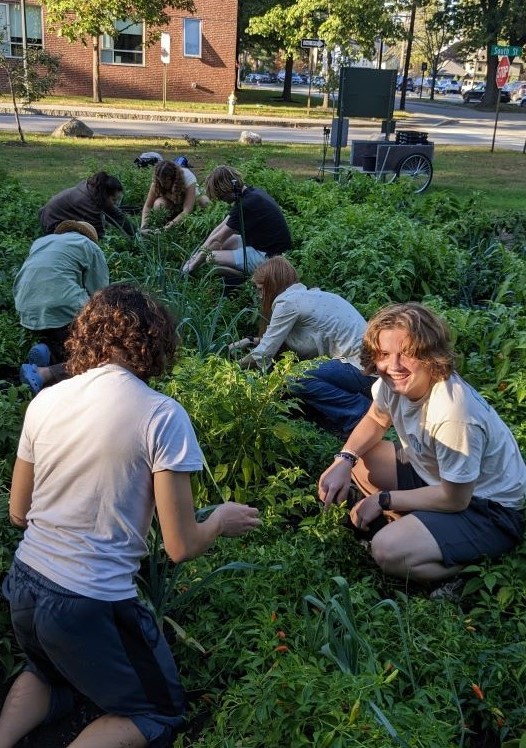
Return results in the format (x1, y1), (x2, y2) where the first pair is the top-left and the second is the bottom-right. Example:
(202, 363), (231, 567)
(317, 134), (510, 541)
(491, 44), (522, 57)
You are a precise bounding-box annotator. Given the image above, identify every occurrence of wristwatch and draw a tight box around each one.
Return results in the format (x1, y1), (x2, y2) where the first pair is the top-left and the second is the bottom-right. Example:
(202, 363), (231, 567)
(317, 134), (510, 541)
(378, 490), (391, 510)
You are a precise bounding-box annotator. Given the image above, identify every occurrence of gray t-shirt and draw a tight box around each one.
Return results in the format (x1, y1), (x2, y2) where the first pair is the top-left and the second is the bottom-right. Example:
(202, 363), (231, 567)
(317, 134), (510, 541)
(373, 372), (526, 509)
(250, 284), (367, 368)
(16, 364), (203, 600)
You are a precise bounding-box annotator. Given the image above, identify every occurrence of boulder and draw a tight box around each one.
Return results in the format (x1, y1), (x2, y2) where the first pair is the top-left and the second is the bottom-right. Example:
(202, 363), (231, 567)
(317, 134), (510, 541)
(52, 118), (94, 138)
(239, 130), (262, 145)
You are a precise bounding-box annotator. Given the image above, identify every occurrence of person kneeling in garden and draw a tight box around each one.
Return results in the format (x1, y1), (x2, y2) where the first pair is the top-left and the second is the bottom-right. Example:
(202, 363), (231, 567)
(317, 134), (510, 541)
(0, 284), (260, 748)
(231, 256), (375, 436)
(181, 165), (291, 276)
(318, 302), (526, 586)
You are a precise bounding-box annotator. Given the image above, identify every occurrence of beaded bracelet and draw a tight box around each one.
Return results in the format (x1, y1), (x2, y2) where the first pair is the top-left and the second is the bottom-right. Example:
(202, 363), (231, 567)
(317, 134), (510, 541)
(333, 450), (359, 468)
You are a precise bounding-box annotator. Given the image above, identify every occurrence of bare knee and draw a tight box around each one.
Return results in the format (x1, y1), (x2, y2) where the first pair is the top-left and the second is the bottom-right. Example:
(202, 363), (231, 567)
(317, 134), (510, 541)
(370, 531), (402, 570)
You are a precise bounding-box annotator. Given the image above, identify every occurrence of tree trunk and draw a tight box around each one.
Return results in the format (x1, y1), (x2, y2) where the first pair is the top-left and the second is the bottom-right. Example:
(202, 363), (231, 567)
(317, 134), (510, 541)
(483, 45), (498, 106)
(281, 55), (294, 102)
(92, 35), (102, 103)
(8, 75), (25, 143)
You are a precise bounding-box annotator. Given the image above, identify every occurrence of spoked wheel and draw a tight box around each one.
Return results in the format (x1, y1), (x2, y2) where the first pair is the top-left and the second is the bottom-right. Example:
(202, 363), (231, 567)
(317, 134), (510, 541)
(396, 153), (433, 193)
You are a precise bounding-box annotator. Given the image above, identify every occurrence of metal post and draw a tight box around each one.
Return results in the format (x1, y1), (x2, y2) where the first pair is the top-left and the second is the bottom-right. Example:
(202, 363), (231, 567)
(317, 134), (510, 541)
(399, 0), (417, 112)
(333, 66), (346, 180)
(20, 0), (29, 102)
(162, 64), (167, 109)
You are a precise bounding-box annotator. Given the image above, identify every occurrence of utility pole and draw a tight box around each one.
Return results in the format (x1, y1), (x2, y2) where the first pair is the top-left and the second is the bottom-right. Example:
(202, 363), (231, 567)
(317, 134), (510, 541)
(399, 0), (417, 111)
(20, 0), (29, 101)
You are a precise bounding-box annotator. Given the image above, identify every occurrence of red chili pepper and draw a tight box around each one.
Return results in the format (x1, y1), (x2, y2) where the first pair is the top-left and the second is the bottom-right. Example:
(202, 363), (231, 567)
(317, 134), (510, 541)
(276, 630), (286, 639)
(271, 611), (277, 622)
(471, 683), (484, 700)
(275, 645), (289, 653)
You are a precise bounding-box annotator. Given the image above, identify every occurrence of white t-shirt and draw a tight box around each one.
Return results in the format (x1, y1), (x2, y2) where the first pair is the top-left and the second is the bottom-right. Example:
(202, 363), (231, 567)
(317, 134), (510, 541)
(250, 284), (367, 368)
(181, 166), (200, 194)
(16, 364), (203, 600)
(373, 372), (526, 510)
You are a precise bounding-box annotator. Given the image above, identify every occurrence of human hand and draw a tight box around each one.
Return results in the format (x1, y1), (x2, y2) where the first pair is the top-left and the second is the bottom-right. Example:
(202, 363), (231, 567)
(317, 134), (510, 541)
(349, 494), (382, 531)
(228, 338), (253, 353)
(215, 502), (261, 537)
(318, 460), (353, 510)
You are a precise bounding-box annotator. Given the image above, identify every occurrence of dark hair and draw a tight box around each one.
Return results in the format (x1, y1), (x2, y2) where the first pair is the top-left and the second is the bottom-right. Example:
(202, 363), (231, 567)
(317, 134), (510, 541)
(65, 284), (179, 381)
(251, 257), (299, 336)
(86, 171), (124, 207)
(361, 302), (455, 381)
(152, 160), (185, 204)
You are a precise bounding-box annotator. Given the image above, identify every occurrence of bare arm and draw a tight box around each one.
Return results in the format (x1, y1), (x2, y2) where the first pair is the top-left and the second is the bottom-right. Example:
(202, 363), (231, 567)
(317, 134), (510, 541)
(141, 182), (157, 228)
(203, 217), (237, 248)
(9, 458), (34, 528)
(352, 478), (475, 530)
(166, 185), (197, 228)
(154, 470), (260, 563)
(318, 402), (391, 508)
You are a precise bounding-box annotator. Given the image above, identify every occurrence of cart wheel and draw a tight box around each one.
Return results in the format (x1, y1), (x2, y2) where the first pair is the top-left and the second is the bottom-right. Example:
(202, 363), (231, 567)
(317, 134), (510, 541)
(396, 154), (433, 193)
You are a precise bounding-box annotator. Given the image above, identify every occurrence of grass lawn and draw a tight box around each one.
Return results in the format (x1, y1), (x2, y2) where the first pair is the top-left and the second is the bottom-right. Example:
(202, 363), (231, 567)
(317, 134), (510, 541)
(1, 131), (525, 212)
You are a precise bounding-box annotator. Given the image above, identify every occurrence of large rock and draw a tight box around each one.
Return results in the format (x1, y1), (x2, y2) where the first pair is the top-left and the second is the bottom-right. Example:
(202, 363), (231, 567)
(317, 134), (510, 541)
(52, 118), (94, 138)
(239, 130), (262, 145)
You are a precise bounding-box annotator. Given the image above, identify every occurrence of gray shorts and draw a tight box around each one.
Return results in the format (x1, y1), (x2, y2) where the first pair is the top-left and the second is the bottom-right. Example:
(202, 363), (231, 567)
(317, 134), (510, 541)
(395, 444), (525, 567)
(3, 558), (186, 747)
(231, 244), (268, 273)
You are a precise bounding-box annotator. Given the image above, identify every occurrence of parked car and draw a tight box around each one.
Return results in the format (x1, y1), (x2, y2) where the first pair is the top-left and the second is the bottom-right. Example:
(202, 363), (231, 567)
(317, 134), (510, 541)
(518, 96), (526, 108)
(311, 75), (326, 88)
(509, 82), (526, 101)
(463, 83), (511, 103)
(435, 79), (462, 95)
(396, 75), (414, 92)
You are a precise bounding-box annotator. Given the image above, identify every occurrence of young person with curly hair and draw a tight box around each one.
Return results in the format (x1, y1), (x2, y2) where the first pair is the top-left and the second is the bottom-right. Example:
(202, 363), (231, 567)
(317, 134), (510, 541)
(39, 171), (135, 239)
(1, 284), (260, 748)
(231, 256), (375, 435)
(318, 302), (526, 586)
(140, 160), (209, 233)
(182, 165), (291, 275)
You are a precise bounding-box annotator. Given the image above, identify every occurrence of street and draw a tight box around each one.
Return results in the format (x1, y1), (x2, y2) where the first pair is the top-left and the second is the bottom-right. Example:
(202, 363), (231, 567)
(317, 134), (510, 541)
(0, 94), (525, 151)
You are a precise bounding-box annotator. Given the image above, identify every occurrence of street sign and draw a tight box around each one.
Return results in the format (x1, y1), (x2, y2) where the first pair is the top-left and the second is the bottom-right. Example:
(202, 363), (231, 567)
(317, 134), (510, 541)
(301, 39), (324, 49)
(496, 55), (510, 88)
(161, 32), (170, 64)
(491, 44), (522, 57)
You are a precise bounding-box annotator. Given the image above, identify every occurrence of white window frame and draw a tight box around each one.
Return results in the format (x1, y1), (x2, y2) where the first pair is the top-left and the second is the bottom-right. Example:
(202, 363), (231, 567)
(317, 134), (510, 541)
(183, 18), (201, 58)
(0, 3), (43, 58)
(101, 19), (144, 66)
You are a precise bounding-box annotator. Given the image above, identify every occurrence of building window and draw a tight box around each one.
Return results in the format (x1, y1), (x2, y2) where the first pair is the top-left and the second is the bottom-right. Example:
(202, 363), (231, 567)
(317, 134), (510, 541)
(101, 19), (144, 65)
(0, 4), (43, 57)
(183, 18), (201, 58)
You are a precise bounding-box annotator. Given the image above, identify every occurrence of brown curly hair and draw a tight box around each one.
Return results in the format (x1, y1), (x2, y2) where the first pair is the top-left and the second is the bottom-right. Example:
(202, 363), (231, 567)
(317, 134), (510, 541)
(360, 302), (455, 382)
(152, 160), (186, 206)
(251, 256), (299, 336)
(65, 284), (179, 381)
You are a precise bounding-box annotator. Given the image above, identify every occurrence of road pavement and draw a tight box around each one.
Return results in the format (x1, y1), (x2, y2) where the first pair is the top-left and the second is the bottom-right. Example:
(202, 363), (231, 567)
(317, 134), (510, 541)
(0, 94), (525, 151)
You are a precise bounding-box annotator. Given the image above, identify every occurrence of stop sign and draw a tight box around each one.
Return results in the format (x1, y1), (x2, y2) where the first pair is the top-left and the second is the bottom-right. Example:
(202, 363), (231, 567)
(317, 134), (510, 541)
(496, 56), (510, 88)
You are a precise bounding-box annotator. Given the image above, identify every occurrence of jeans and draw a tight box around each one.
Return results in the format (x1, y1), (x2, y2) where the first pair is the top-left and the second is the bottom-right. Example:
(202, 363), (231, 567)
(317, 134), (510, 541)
(291, 359), (375, 436)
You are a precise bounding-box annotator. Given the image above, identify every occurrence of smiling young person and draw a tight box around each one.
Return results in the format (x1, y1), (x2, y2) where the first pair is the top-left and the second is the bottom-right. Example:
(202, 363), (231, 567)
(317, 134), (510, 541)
(318, 302), (526, 583)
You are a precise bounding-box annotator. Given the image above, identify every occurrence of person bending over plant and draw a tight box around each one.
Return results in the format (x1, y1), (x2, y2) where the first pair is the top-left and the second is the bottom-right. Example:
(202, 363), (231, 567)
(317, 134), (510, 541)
(181, 165), (291, 277)
(318, 302), (525, 585)
(0, 284), (260, 748)
(140, 159), (209, 233)
(230, 256), (375, 436)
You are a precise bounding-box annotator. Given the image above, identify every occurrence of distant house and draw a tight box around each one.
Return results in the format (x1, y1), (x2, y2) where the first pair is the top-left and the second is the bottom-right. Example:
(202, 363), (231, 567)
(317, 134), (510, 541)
(0, 0), (238, 102)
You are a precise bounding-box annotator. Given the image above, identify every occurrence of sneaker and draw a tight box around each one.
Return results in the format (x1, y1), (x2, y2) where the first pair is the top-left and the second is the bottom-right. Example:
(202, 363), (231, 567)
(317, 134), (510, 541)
(429, 578), (464, 602)
(27, 343), (51, 367)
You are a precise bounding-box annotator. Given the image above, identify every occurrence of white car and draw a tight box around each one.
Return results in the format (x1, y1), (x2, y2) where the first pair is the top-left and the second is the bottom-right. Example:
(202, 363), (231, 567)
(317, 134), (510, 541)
(435, 79), (462, 95)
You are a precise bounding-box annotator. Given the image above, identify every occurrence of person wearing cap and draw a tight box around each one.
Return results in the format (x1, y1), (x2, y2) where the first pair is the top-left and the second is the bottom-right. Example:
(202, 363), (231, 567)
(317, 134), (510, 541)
(140, 159), (209, 233)
(13, 220), (109, 393)
(39, 171), (135, 239)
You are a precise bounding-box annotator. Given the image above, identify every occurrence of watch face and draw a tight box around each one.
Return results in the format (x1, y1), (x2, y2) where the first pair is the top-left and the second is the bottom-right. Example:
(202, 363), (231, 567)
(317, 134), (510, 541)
(379, 491), (391, 510)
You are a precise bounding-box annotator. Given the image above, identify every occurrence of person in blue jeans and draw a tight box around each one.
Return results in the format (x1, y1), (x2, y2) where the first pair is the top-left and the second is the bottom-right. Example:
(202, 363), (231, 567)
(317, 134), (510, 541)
(230, 256), (375, 435)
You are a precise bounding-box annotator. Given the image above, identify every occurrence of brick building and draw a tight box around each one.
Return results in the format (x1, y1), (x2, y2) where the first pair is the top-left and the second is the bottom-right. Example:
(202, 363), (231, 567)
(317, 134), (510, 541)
(0, 0), (238, 102)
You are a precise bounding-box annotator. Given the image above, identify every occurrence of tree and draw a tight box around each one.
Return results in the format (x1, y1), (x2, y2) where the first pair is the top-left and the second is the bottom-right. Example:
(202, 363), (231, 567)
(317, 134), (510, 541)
(247, 0), (404, 102)
(435, 0), (526, 105)
(0, 47), (60, 143)
(44, 0), (194, 103)
(412, 0), (457, 100)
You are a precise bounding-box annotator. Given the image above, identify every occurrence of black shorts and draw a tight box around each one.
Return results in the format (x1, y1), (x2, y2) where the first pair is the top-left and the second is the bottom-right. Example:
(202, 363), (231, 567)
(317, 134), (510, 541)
(395, 443), (525, 567)
(3, 558), (187, 747)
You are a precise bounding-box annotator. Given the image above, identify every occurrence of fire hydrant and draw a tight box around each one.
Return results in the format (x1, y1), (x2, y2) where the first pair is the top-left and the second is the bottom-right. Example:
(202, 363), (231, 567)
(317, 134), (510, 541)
(227, 91), (237, 116)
